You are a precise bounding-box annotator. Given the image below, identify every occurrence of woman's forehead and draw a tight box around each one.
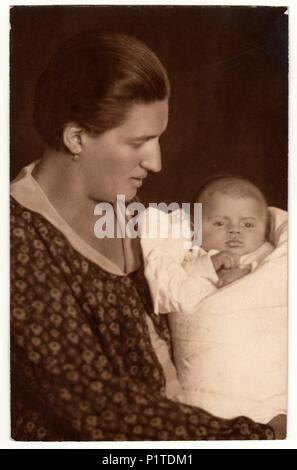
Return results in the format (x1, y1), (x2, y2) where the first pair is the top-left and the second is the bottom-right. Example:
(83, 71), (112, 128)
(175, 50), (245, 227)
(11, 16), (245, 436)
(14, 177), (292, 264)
(118, 100), (169, 136)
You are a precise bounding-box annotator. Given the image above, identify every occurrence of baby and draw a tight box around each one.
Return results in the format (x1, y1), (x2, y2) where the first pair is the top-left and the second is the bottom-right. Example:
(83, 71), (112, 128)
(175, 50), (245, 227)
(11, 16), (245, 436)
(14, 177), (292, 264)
(141, 176), (287, 425)
(191, 176), (273, 288)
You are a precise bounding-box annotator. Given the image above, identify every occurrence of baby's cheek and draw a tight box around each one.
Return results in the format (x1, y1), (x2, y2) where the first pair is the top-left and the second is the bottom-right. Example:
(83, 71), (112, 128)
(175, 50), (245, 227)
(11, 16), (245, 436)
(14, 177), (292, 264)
(248, 231), (266, 250)
(201, 228), (212, 250)
(202, 230), (222, 251)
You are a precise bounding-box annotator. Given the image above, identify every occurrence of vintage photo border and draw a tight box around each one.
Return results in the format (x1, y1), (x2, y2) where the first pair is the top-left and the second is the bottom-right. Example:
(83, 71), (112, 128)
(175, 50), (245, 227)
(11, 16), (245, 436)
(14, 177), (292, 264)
(1, 0), (296, 449)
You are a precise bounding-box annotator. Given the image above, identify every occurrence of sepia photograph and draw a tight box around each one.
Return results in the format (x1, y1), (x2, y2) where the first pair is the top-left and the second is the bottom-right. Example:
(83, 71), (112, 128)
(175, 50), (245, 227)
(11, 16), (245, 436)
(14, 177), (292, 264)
(9, 4), (288, 443)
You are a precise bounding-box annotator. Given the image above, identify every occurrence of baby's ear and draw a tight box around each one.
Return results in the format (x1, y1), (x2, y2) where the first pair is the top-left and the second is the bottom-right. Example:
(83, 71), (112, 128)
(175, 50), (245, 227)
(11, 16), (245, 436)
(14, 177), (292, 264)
(267, 207), (288, 247)
(266, 213), (272, 241)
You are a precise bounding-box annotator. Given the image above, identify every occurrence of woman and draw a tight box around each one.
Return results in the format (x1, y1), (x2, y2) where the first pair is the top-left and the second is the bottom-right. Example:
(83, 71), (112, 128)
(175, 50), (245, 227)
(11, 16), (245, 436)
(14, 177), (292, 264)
(11, 30), (275, 440)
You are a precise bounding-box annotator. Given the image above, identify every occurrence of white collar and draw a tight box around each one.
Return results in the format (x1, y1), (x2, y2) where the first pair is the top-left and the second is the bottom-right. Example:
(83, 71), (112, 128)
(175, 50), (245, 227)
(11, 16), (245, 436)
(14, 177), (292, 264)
(11, 161), (127, 276)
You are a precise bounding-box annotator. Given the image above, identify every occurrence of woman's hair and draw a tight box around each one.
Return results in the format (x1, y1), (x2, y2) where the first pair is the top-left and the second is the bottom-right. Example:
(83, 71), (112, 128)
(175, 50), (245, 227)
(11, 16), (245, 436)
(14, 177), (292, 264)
(33, 30), (170, 150)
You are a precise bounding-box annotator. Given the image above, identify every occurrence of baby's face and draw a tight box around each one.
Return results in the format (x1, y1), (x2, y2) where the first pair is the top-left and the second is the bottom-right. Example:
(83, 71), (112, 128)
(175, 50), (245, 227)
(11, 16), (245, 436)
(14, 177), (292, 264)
(201, 192), (267, 256)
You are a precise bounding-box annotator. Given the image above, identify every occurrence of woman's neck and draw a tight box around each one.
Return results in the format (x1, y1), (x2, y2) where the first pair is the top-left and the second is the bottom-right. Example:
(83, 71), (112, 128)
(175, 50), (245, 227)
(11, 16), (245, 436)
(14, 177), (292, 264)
(32, 149), (141, 273)
(32, 149), (95, 227)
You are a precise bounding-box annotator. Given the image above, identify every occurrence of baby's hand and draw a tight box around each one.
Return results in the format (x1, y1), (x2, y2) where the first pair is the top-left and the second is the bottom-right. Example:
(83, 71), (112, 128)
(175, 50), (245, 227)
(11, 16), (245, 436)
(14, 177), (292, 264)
(217, 266), (251, 288)
(211, 251), (241, 271)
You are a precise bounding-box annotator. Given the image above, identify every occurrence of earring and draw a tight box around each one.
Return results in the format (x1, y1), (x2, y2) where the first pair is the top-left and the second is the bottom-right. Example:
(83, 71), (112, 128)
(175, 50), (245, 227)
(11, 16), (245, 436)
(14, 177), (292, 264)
(72, 154), (80, 162)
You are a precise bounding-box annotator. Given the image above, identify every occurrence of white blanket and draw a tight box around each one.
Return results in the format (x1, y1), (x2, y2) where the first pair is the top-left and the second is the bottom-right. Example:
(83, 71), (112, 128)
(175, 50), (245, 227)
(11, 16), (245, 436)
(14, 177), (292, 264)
(141, 207), (287, 423)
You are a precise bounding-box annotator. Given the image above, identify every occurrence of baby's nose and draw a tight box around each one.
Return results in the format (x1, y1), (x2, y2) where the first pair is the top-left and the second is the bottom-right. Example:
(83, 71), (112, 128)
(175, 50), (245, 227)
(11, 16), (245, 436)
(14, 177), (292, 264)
(229, 227), (241, 234)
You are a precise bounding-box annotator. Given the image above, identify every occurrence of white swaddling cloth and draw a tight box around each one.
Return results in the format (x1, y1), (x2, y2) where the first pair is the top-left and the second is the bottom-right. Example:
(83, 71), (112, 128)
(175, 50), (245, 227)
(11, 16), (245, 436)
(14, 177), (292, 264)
(140, 207), (287, 423)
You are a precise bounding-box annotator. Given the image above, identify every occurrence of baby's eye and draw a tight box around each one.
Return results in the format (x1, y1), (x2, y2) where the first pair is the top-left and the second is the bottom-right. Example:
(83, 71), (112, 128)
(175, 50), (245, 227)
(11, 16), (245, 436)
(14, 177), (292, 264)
(213, 221), (225, 227)
(242, 222), (255, 228)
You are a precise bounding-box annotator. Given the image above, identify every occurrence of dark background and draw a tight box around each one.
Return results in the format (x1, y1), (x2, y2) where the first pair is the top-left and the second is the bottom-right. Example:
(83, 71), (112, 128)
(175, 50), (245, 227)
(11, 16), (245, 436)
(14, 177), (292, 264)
(10, 5), (288, 208)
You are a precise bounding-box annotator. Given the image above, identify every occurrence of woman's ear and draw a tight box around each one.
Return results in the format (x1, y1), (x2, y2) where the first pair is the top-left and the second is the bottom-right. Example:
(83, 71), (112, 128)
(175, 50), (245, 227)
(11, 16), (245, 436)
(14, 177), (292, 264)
(62, 123), (83, 155)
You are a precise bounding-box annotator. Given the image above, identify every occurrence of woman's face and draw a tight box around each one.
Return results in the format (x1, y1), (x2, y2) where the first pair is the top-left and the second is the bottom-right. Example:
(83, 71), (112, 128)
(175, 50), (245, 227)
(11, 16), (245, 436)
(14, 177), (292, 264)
(79, 100), (169, 202)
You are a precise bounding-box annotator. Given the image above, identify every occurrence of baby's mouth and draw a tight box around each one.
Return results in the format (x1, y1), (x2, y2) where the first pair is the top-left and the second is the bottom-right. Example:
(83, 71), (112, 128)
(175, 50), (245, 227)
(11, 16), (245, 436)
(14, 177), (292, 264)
(225, 239), (244, 248)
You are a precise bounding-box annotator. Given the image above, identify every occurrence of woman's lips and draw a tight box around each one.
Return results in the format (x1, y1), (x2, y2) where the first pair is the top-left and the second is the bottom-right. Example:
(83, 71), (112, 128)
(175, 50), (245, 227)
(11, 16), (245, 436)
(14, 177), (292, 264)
(131, 177), (144, 188)
(131, 178), (142, 188)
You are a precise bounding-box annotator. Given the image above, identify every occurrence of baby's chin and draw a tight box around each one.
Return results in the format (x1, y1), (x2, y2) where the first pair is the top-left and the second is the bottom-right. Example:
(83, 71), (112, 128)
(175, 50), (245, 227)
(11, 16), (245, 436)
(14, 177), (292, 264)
(224, 246), (251, 256)
(203, 243), (264, 257)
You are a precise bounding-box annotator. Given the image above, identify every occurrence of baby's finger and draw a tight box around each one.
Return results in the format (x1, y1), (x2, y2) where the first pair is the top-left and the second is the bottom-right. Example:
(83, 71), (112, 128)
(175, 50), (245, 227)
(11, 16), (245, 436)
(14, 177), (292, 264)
(217, 278), (225, 288)
(226, 254), (240, 267)
(239, 262), (252, 272)
(231, 257), (240, 268)
(222, 257), (232, 269)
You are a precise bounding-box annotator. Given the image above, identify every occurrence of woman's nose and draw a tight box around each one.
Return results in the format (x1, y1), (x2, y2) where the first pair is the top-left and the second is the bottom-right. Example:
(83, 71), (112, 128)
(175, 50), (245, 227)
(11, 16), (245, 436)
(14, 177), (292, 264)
(141, 142), (162, 173)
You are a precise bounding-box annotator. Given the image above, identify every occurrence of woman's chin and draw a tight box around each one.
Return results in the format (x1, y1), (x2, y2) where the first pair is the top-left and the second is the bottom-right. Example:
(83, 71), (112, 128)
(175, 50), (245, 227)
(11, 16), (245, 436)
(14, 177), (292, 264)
(123, 187), (138, 202)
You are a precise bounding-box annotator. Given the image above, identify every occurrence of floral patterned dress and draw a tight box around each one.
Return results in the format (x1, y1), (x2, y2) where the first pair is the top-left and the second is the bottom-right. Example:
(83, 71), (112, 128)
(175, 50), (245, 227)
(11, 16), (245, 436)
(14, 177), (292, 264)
(11, 196), (274, 441)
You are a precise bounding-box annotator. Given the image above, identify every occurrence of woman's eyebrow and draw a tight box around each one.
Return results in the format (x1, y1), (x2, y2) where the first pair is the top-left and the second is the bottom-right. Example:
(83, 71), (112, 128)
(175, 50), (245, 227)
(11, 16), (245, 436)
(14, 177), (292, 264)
(129, 133), (160, 141)
(129, 127), (167, 141)
(130, 136), (153, 141)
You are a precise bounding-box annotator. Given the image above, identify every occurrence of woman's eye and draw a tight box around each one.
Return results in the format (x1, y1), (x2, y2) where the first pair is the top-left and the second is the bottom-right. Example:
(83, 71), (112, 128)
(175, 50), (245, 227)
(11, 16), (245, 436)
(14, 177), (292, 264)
(130, 142), (144, 149)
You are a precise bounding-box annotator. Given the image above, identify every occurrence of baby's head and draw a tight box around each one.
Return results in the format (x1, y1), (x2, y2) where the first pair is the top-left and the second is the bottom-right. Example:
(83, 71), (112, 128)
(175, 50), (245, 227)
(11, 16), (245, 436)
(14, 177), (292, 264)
(196, 176), (269, 256)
